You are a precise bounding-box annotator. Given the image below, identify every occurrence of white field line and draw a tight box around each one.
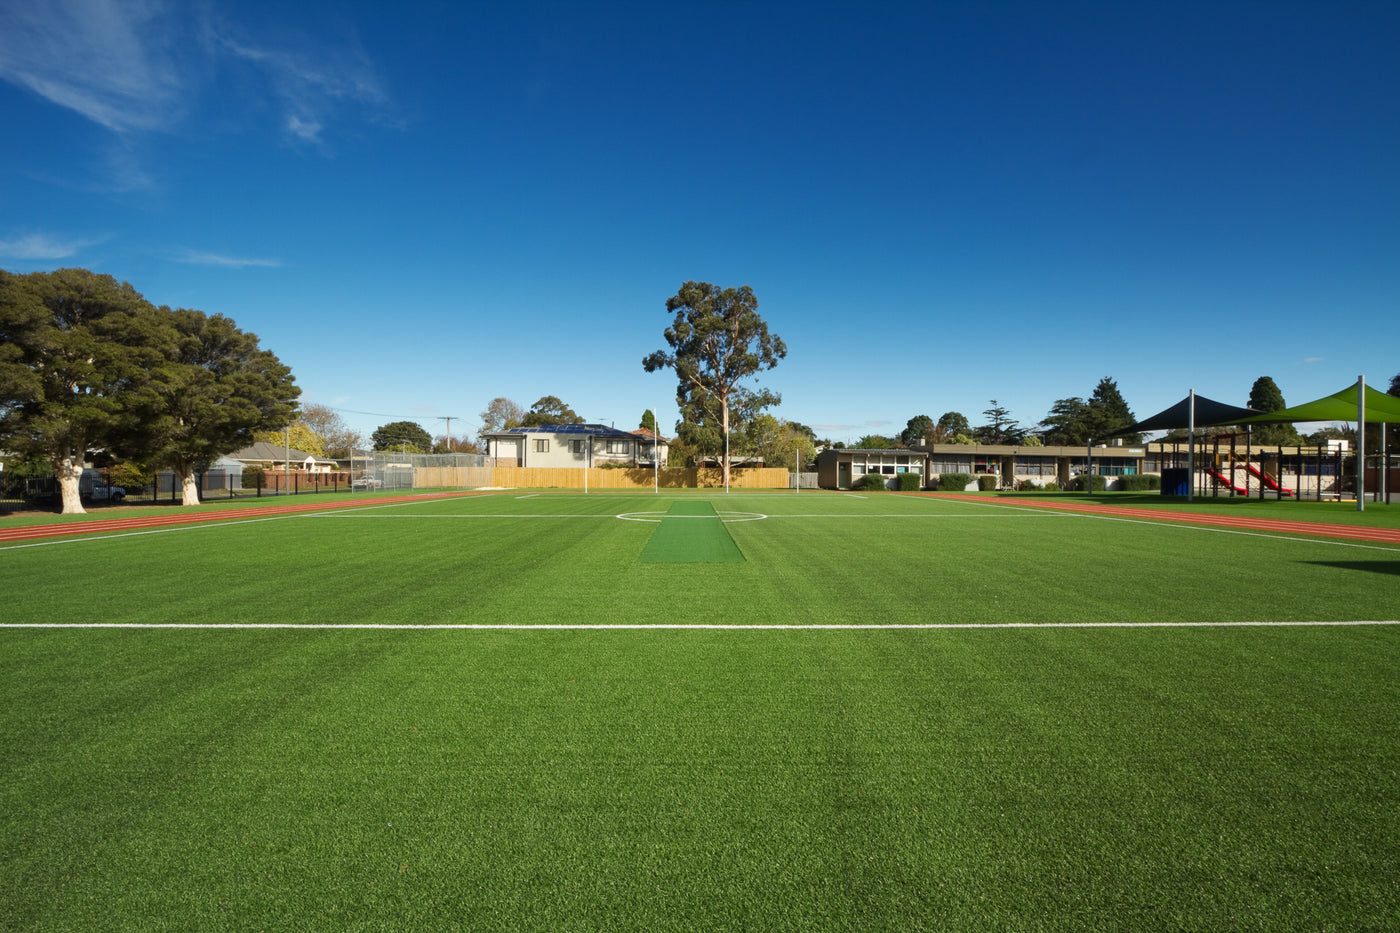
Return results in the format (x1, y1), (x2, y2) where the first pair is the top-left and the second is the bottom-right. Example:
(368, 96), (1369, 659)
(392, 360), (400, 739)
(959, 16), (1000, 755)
(6, 495), (1399, 554)
(4, 621), (1397, 630)
(0, 494), (490, 551)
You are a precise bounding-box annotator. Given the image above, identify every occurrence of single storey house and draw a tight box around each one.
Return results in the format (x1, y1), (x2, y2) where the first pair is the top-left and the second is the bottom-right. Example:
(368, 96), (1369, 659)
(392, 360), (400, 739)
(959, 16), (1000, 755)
(485, 424), (664, 468)
(817, 448), (930, 490)
(221, 442), (341, 474)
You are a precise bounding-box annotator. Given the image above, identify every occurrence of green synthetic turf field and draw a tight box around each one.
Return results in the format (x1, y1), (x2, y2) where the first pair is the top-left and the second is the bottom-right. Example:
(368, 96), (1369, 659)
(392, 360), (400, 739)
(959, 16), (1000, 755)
(2, 491), (1397, 930)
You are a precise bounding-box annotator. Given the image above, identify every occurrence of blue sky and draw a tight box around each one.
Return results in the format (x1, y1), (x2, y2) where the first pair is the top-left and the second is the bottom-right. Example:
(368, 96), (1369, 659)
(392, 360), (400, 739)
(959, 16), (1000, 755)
(2, 1), (1397, 445)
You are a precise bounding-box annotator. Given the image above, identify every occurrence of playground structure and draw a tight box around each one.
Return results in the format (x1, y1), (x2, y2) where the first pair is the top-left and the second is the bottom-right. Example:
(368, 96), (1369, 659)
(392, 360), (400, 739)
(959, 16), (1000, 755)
(1148, 435), (1397, 503)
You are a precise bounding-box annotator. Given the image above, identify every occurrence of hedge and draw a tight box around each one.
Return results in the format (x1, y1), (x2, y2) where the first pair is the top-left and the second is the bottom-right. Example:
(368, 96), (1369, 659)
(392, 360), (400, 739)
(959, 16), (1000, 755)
(896, 472), (922, 492)
(1117, 473), (1161, 491)
(1067, 473), (1108, 492)
(937, 473), (974, 491)
(854, 472), (889, 491)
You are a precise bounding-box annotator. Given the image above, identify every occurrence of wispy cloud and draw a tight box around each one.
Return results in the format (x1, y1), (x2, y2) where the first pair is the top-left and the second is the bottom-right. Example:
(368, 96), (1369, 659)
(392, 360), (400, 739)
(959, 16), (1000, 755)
(0, 0), (186, 133)
(168, 249), (282, 269)
(0, 1), (389, 147)
(0, 232), (100, 261)
(213, 17), (389, 148)
(1304, 357), (1325, 364)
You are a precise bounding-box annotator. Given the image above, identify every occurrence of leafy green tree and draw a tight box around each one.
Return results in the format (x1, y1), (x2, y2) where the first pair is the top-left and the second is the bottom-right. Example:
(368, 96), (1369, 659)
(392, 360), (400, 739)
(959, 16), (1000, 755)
(143, 308), (300, 505)
(854, 434), (897, 449)
(643, 281), (786, 487)
(1039, 397), (1091, 446)
(936, 412), (970, 440)
(1085, 377), (1139, 442)
(254, 423), (325, 457)
(975, 400), (1020, 444)
(435, 435), (482, 454)
(372, 421), (432, 452)
(0, 268), (169, 513)
(780, 421), (818, 470)
(674, 382), (780, 466)
(300, 403), (362, 459)
(521, 395), (583, 427)
(639, 409), (658, 434)
(478, 397), (525, 443)
(900, 414), (934, 447)
(1387, 373), (1399, 397)
(1245, 376), (1299, 446)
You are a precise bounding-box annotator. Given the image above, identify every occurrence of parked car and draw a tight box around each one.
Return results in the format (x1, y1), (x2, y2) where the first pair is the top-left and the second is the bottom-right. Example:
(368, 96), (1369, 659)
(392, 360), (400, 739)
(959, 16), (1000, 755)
(86, 478), (126, 502)
(352, 476), (383, 490)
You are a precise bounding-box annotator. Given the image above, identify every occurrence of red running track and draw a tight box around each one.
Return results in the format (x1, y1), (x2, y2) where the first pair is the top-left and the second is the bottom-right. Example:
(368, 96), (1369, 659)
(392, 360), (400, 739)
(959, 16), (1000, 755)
(0, 491), (487, 544)
(3, 490), (1397, 547)
(922, 493), (1400, 545)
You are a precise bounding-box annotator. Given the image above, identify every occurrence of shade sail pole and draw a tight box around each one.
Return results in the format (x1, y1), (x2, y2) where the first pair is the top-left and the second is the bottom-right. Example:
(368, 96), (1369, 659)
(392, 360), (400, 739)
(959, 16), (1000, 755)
(1187, 390), (1196, 503)
(1357, 375), (1366, 512)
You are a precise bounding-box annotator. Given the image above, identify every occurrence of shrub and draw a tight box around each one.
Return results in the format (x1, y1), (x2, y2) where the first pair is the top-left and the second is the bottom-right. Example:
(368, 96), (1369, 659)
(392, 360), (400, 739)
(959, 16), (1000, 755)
(977, 474), (998, 491)
(896, 472), (922, 492)
(242, 465), (266, 490)
(1118, 473), (1161, 491)
(1041, 481), (1060, 492)
(854, 472), (889, 491)
(1067, 473), (1107, 492)
(937, 473), (974, 491)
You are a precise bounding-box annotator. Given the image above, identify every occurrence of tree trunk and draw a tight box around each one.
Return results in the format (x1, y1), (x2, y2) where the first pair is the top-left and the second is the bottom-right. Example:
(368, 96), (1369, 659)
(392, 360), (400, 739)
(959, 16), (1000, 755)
(181, 469), (201, 506)
(721, 398), (731, 490)
(56, 453), (85, 515)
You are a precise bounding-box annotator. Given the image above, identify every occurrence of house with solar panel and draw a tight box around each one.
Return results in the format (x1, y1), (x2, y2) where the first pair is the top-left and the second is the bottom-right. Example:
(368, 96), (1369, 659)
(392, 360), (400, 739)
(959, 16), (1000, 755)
(485, 424), (668, 468)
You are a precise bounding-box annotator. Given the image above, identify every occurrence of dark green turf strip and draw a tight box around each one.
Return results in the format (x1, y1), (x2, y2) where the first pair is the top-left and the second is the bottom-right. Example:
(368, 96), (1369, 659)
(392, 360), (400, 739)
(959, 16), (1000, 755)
(638, 500), (746, 563)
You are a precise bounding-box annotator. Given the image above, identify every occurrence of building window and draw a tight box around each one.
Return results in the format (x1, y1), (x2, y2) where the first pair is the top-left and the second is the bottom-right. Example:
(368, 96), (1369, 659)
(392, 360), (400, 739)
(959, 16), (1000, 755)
(534, 439), (549, 453)
(570, 440), (584, 454)
(606, 439), (629, 454)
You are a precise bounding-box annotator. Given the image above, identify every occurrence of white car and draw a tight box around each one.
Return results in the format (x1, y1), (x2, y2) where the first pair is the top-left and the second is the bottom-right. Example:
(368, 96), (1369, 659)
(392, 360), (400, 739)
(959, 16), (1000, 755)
(87, 479), (126, 502)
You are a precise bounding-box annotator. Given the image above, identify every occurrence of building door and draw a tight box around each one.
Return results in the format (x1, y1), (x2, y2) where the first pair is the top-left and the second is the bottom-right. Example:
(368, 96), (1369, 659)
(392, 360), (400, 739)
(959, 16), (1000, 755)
(838, 461), (851, 489)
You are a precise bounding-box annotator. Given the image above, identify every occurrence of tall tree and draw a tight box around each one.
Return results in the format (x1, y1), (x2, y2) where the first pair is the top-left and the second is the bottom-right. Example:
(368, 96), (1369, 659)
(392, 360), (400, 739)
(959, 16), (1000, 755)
(643, 281), (786, 487)
(0, 269), (168, 514)
(254, 423), (324, 457)
(976, 400), (1020, 444)
(639, 409), (658, 434)
(478, 397), (525, 443)
(372, 421), (432, 452)
(854, 434), (897, 449)
(300, 403), (361, 459)
(1085, 377), (1139, 442)
(521, 395), (583, 426)
(1038, 397), (1091, 446)
(936, 411), (970, 439)
(900, 414), (934, 447)
(1387, 373), (1399, 398)
(142, 308), (300, 506)
(1246, 376), (1299, 446)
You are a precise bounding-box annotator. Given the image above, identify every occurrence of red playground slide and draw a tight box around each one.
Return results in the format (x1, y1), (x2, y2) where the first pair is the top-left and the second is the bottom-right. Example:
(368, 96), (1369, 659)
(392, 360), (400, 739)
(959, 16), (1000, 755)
(1206, 468), (1249, 495)
(1245, 463), (1295, 496)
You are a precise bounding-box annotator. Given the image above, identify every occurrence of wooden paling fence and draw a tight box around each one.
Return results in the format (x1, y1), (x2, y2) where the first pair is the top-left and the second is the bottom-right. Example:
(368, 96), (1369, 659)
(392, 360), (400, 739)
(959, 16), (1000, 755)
(415, 466), (790, 490)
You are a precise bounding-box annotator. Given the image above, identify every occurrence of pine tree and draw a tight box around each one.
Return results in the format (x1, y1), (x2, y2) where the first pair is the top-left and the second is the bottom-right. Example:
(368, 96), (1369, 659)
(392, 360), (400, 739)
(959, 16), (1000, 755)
(1247, 376), (1299, 445)
(1085, 377), (1139, 442)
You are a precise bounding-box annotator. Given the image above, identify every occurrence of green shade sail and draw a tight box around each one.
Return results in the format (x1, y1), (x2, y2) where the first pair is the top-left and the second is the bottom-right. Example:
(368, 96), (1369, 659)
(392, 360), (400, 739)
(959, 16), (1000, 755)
(1234, 381), (1400, 425)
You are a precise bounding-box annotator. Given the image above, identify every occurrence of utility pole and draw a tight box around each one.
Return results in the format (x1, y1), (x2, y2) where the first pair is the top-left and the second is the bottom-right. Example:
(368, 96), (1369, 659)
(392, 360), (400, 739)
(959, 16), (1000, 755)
(438, 416), (458, 452)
